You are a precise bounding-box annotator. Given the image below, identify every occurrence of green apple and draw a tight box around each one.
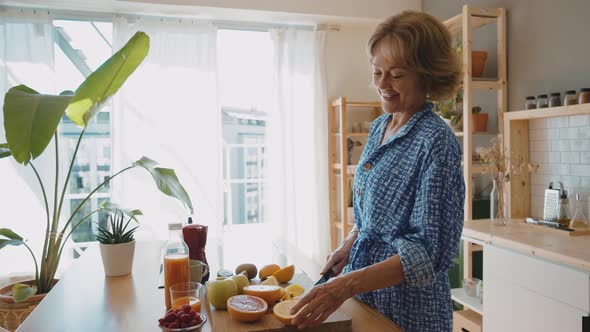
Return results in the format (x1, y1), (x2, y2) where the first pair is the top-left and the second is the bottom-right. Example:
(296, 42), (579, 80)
(206, 278), (237, 309)
(231, 273), (250, 294)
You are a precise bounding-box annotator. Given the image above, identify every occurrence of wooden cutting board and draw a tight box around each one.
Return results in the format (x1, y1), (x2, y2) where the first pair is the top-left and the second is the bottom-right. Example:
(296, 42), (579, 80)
(203, 273), (352, 332)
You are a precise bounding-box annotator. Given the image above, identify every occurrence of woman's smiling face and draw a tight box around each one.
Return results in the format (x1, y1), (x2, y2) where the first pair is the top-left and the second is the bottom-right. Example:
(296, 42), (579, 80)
(371, 51), (426, 114)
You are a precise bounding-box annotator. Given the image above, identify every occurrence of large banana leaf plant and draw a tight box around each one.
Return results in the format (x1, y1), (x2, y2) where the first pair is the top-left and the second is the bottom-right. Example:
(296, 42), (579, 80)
(0, 31), (193, 302)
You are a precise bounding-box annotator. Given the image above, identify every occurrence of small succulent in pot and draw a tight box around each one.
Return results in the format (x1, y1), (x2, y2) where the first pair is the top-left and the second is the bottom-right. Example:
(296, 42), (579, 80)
(96, 205), (142, 244)
(96, 204), (143, 276)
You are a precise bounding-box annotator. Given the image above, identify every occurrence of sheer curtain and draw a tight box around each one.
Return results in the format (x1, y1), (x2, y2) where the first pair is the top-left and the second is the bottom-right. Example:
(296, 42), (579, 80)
(0, 9), (57, 277)
(112, 16), (223, 243)
(266, 28), (330, 276)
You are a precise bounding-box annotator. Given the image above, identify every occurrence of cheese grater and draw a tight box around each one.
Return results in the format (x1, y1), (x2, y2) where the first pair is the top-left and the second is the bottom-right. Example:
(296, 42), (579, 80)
(543, 181), (563, 222)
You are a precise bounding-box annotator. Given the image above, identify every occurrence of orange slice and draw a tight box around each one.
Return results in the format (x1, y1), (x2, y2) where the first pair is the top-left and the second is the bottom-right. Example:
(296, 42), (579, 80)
(261, 276), (279, 286)
(273, 299), (300, 326)
(284, 283), (304, 297)
(227, 295), (268, 322)
(242, 285), (283, 304)
(259, 264), (281, 280)
(272, 265), (295, 283)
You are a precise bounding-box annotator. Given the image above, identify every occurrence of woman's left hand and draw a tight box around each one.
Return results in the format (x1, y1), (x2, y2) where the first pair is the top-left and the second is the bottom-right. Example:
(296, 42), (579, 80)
(290, 275), (354, 329)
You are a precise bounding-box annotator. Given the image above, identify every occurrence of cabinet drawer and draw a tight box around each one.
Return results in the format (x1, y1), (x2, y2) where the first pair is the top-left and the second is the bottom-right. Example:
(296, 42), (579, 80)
(453, 310), (482, 332)
(485, 245), (590, 312)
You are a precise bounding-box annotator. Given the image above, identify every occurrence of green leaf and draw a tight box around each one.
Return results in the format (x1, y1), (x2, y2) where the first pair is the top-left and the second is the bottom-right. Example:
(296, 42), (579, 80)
(0, 239), (24, 250)
(3, 85), (73, 164)
(0, 143), (10, 159)
(0, 228), (23, 241)
(12, 284), (37, 303)
(133, 157), (194, 214)
(98, 201), (143, 222)
(66, 31), (150, 126)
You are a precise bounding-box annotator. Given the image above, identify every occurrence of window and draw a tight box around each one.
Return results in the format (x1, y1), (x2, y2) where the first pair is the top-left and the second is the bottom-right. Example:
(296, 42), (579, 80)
(53, 19), (113, 244)
(218, 29), (272, 225)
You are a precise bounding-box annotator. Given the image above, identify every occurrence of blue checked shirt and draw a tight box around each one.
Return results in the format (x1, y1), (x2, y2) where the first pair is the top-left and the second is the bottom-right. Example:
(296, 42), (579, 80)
(343, 102), (464, 332)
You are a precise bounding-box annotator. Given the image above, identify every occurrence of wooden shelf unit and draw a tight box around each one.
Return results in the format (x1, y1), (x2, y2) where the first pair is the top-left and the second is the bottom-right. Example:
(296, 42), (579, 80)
(328, 97), (381, 250)
(505, 103), (590, 218)
(443, 5), (507, 325)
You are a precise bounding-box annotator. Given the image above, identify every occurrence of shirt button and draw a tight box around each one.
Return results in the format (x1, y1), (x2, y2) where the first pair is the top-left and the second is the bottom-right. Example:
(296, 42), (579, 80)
(356, 188), (361, 196)
(364, 163), (372, 171)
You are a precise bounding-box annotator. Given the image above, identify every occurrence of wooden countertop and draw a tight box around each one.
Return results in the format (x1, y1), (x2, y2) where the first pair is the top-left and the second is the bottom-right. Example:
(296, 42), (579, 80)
(17, 242), (402, 332)
(463, 219), (590, 271)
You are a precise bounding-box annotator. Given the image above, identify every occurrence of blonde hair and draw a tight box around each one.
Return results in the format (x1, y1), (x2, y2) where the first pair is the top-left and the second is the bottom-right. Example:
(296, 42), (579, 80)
(368, 11), (462, 101)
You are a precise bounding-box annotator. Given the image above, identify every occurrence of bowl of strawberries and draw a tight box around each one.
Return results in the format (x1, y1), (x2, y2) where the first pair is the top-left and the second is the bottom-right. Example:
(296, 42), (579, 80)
(158, 304), (207, 331)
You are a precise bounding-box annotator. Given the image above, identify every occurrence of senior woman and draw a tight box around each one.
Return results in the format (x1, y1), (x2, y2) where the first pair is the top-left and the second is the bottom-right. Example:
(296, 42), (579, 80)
(291, 11), (464, 332)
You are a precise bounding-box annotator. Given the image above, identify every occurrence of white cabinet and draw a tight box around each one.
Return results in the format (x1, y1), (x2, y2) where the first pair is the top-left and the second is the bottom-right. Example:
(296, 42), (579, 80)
(484, 246), (590, 332)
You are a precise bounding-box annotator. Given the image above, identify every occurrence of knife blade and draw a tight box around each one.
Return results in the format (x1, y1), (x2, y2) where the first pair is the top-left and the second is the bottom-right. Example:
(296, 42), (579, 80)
(314, 267), (334, 286)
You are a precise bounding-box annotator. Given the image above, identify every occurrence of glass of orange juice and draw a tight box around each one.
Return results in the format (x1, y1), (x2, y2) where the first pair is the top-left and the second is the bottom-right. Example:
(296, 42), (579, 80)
(170, 282), (202, 312)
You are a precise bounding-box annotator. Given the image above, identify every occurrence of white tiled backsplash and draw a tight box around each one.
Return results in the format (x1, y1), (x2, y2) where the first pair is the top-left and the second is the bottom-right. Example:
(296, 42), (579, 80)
(529, 114), (590, 219)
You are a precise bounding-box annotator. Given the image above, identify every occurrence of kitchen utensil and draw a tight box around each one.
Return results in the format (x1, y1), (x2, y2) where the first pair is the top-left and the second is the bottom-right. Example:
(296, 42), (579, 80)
(543, 182), (563, 222)
(314, 267), (334, 286)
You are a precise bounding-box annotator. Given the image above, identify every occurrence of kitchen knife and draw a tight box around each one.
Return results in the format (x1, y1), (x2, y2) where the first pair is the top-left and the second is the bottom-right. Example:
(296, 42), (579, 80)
(314, 267), (334, 286)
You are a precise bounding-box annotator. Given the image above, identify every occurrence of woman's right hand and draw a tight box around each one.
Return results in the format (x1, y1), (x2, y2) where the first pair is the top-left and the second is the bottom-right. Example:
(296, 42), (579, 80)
(320, 230), (357, 276)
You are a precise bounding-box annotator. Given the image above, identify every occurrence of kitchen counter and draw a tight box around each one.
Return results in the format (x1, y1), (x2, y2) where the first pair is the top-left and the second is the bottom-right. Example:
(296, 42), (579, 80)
(462, 218), (590, 271)
(16, 242), (402, 332)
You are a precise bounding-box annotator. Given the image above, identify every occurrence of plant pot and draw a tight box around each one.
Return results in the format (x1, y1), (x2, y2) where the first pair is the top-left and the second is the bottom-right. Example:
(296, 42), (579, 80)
(472, 113), (488, 133)
(471, 51), (488, 77)
(451, 114), (463, 132)
(99, 240), (136, 277)
(0, 279), (58, 331)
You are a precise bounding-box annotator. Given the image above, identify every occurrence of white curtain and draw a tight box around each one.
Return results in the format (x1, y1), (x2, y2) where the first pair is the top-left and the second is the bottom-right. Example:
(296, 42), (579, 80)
(266, 28), (330, 276)
(0, 9), (57, 277)
(112, 16), (223, 243)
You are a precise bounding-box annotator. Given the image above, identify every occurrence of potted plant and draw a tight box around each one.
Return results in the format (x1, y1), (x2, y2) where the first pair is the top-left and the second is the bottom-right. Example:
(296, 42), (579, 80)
(96, 206), (142, 277)
(472, 106), (488, 133)
(0, 30), (193, 316)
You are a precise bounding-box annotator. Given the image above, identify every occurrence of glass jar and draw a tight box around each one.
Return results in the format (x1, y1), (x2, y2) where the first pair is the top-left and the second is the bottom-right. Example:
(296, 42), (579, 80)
(524, 96), (536, 110)
(564, 90), (577, 106)
(536, 94), (548, 108)
(164, 222), (190, 309)
(549, 92), (561, 107)
(569, 193), (589, 229)
(579, 88), (590, 104)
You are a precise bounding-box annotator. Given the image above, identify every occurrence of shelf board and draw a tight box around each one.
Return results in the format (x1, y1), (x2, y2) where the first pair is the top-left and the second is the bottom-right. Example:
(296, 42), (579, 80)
(451, 288), (483, 315)
(472, 78), (503, 90)
(444, 11), (497, 36)
(454, 131), (499, 137)
(346, 133), (369, 138)
(505, 103), (590, 121)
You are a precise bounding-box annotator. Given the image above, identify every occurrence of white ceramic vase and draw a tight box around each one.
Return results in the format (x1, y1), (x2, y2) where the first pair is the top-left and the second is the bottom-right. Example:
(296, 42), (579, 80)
(99, 240), (136, 276)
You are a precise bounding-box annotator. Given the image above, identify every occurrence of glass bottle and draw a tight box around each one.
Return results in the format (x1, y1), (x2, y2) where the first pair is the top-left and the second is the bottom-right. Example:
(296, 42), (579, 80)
(524, 96), (536, 110)
(182, 217), (210, 283)
(569, 194), (589, 229)
(557, 190), (570, 228)
(549, 92), (561, 107)
(536, 94), (548, 108)
(564, 90), (577, 106)
(490, 178), (507, 226)
(164, 222), (190, 309)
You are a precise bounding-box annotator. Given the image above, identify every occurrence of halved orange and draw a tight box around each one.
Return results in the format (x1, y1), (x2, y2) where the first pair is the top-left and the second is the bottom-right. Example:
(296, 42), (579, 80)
(273, 299), (300, 326)
(227, 295), (268, 323)
(284, 283), (304, 297)
(259, 264), (281, 280)
(272, 265), (295, 283)
(242, 285), (283, 304)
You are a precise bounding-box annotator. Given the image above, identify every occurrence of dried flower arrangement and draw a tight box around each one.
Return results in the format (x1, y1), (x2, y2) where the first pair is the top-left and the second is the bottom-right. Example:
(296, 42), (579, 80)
(476, 135), (539, 224)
